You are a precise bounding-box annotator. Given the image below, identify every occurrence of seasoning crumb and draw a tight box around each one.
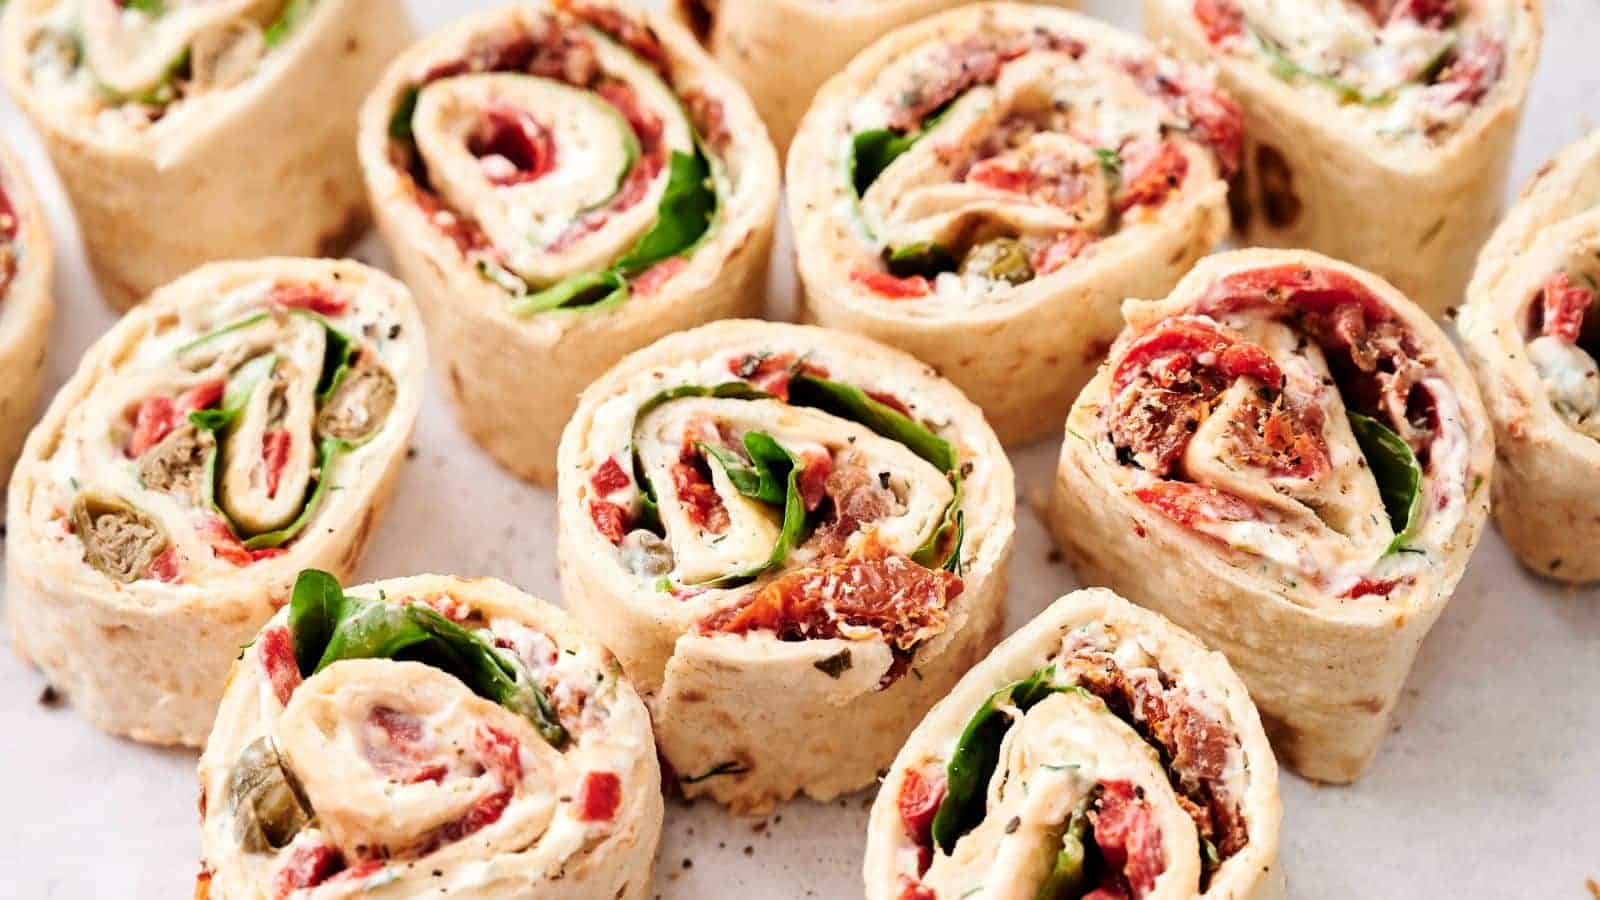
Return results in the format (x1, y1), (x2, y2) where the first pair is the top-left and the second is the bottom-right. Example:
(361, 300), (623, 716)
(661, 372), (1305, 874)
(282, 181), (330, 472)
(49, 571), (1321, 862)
(743, 845), (754, 856)
(1046, 548), (1063, 564)
(1004, 816), (1020, 834)
(682, 859), (693, 870)
(37, 685), (61, 708)
(406, 446), (418, 460)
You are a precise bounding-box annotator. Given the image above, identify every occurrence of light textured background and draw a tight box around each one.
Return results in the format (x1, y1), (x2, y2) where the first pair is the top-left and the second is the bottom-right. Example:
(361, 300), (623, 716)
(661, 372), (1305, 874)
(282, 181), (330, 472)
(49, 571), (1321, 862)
(1, 1), (1597, 897)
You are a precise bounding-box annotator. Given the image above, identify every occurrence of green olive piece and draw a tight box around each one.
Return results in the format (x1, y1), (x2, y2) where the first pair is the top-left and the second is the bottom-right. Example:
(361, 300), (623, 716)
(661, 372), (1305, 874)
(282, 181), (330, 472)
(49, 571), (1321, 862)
(71, 494), (168, 584)
(315, 366), (397, 444)
(227, 736), (313, 852)
(962, 238), (1035, 286)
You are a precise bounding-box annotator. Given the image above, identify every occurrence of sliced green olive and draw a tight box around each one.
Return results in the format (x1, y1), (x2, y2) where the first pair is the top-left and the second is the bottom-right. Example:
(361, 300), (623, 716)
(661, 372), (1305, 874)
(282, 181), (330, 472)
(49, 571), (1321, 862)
(71, 494), (168, 584)
(315, 366), (397, 444)
(137, 424), (215, 504)
(961, 238), (1035, 286)
(227, 736), (313, 853)
(1036, 792), (1096, 900)
(620, 529), (674, 577)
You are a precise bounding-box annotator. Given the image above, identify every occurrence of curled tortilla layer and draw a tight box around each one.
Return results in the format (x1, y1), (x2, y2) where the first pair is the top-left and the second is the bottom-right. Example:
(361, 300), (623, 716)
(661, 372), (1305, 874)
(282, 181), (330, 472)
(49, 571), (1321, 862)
(788, 2), (1237, 444)
(197, 572), (662, 900)
(5, 258), (426, 746)
(1049, 249), (1493, 782)
(865, 588), (1282, 900)
(359, 1), (779, 486)
(557, 319), (1014, 813)
(669, 0), (1076, 157)
(0, 139), (54, 486)
(1459, 130), (1600, 582)
(1146, 0), (1541, 317)
(0, 0), (414, 309)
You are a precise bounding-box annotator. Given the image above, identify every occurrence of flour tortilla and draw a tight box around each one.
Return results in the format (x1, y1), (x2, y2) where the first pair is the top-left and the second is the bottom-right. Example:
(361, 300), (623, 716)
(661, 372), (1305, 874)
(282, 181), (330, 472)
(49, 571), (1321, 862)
(1050, 249), (1493, 782)
(359, 1), (779, 486)
(0, 138), (55, 488)
(0, 0), (415, 309)
(5, 258), (426, 746)
(1145, 0), (1542, 317)
(788, 3), (1233, 445)
(1459, 130), (1600, 582)
(557, 319), (1014, 813)
(196, 574), (662, 900)
(864, 588), (1283, 900)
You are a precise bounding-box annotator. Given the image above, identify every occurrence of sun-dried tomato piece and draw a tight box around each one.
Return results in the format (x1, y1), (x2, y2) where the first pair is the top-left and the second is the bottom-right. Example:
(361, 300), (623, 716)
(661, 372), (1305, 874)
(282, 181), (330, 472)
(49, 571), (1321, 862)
(1194, 0), (1244, 43)
(1539, 271), (1593, 343)
(270, 284), (349, 316)
(1123, 59), (1244, 177)
(898, 768), (945, 874)
(887, 37), (1017, 132)
(852, 269), (932, 299)
(258, 626), (302, 706)
(475, 724), (523, 783)
(589, 500), (629, 545)
(1438, 34), (1504, 106)
(590, 457), (632, 496)
(1134, 482), (1258, 529)
(896, 876), (938, 900)
(632, 256), (688, 297)
(701, 537), (960, 649)
(126, 396), (178, 459)
(1116, 141), (1190, 213)
(969, 150), (1094, 211)
(577, 771), (623, 822)
(1033, 231), (1098, 276)
(179, 379), (225, 413)
(469, 104), (557, 185)
(727, 352), (829, 400)
(1340, 577), (1401, 599)
(262, 430), (292, 500)
(271, 841), (343, 899)
(673, 459), (729, 533)
(798, 451), (833, 513)
(1093, 781), (1167, 897)
(561, 1), (672, 78)
(147, 547), (182, 584)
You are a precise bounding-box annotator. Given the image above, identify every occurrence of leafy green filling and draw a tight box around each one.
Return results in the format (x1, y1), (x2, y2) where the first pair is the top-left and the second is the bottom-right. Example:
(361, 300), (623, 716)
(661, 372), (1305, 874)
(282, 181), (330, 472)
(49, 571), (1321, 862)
(630, 370), (965, 578)
(184, 312), (361, 551)
(287, 569), (569, 748)
(1347, 411), (1423, 554)
(931, 667), (1085, 854)
(1254, 32), (1394, 106)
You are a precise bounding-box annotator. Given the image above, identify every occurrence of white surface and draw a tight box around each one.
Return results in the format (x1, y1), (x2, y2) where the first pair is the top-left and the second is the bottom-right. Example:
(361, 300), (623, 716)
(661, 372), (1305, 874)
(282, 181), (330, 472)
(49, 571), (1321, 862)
(1, 1), (1597, 897)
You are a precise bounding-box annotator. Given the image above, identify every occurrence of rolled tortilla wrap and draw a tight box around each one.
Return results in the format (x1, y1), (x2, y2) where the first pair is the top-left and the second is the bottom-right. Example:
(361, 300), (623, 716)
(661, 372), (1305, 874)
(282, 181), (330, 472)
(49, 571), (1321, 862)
(1146, 0), (1541, 317)
(0, 139), (54, 486)
(669, 0), (1076, 157)
(1458, 131), (1600, 582)
(359, 0), (779, 486)
(788, 2), (1239, 445)
(1049, 249), (1493, 783)
(557, 319), (1014, 813)
(0, 0), (414, 310)
(865, 588), (1282, 900)
(196, 570), (662, 900)
(5, 258), (426, 746)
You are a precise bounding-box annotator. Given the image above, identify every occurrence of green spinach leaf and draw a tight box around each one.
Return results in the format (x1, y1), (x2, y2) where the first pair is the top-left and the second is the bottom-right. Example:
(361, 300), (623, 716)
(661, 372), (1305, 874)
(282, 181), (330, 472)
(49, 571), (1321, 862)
(1347, 411), (1423, 554)
(931, 667), (1087, 853)
(789, 374), (957, 472)
(287, 569), (569, 747)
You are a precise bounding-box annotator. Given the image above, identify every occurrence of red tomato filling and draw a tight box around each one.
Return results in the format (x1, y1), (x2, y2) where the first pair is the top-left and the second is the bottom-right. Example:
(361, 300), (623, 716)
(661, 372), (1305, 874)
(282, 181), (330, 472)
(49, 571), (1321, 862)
(258, 625), (303, 706)
(470, 104), (557, 185)
(577, 771), (623, 822)
(1536, 271), (1593, 343)
(700, 537), (961, 650)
